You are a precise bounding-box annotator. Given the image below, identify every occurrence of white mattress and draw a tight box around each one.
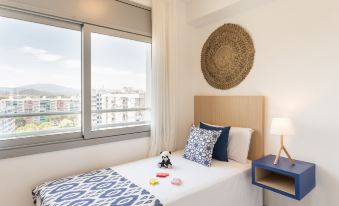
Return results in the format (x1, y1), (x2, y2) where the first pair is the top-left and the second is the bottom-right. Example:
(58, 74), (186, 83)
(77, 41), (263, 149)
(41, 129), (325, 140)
(35, 151), (262, 206)
(114, 151), (263, 206)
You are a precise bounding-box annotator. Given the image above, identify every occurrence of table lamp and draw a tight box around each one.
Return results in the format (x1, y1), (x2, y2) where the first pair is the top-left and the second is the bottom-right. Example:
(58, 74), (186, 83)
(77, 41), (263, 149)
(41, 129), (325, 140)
(270, 118), (295, 165)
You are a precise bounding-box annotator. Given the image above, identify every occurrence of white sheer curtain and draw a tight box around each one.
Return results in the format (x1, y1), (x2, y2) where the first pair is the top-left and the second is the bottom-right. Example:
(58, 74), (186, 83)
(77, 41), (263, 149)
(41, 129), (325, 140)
(149, 0), (177, 156)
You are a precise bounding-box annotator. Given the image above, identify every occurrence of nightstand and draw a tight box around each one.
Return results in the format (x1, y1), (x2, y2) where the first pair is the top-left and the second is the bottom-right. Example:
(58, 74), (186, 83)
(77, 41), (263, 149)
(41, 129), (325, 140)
(252, 155), (315, 200)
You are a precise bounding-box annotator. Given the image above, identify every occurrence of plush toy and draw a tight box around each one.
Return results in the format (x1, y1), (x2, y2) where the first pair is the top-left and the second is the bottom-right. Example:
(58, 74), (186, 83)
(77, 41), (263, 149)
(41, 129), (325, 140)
(158, 151), (173, 168)
(156, 172), (170, 178)
(171, 178), (183, 186)
(149, 178), (159, 186)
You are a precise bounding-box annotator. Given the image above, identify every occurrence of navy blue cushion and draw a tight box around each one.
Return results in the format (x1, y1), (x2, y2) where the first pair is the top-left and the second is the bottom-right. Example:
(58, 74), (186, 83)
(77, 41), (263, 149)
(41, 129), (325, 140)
(200, 122), (230, 161)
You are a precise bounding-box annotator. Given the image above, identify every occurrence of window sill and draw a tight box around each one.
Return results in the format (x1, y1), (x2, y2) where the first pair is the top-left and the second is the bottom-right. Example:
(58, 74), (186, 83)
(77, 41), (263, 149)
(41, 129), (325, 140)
(0, 130), (150, 159)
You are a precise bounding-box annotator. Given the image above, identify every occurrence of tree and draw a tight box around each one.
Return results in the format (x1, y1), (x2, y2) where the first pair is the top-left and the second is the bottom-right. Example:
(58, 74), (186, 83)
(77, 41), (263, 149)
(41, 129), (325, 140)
(38, 122), (53, 130)
(16, 123), (38, 132)
(15, 118), (26, 128)
(59, 119), (74, 128)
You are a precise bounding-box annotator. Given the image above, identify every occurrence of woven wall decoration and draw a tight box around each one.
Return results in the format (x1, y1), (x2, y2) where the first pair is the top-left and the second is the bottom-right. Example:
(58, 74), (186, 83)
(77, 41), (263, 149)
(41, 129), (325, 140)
(201, 23), (255, 90)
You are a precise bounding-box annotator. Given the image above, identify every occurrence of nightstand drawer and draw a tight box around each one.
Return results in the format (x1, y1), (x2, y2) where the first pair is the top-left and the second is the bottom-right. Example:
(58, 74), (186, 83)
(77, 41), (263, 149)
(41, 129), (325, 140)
(252, 155), (315, 200)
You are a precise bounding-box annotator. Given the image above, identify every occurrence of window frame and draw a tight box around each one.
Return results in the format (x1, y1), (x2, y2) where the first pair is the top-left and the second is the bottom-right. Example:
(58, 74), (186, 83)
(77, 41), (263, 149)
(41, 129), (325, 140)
(0, 7), (80, 31)
(0, 8), (151, 158)
(0, 7), (83, 149)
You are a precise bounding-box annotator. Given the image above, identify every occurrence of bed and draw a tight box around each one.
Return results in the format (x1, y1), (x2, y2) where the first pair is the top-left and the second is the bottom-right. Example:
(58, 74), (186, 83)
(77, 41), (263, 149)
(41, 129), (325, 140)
(114, 150), (262, 206)
(33, 96), (265, 206)
(34, 151), (262, 206)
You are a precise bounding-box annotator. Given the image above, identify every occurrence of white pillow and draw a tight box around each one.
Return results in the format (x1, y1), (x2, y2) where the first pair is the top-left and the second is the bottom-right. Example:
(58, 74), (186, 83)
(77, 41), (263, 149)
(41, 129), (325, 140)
(228, 127), (254, 164)
(199, 122), (254, 164)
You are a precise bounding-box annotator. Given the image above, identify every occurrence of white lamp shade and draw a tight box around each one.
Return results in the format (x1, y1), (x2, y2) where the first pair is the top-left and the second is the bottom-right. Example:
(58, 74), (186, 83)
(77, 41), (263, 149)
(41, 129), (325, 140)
(270, 118), (294, 136)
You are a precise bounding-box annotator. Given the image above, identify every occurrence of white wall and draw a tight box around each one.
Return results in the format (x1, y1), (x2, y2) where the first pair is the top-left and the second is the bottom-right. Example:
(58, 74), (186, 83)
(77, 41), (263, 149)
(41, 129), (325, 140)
(178, 0), (339, 205)
(186, 0), (240, 25)
(0, 137), (149, 206)
(173, 0), (196, 150)
(130, 0), (152, 7)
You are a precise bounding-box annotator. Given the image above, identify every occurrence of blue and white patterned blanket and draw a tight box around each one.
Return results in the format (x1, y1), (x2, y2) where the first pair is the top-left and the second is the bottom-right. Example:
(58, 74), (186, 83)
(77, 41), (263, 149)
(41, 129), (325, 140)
(32, 168), (162, 206)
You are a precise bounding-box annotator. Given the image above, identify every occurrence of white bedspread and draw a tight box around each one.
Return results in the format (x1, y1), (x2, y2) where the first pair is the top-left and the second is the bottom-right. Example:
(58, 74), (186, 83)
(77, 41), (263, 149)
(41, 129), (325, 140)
(114, 151), (263, 206)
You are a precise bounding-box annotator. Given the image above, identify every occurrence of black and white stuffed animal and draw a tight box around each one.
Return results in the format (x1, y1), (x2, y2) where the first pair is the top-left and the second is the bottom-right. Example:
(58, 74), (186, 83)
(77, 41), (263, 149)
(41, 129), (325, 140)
(158, 151), (173, 168)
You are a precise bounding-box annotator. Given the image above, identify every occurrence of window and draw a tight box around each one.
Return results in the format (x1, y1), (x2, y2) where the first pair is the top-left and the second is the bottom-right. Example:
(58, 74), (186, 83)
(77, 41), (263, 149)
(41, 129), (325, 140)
(0, 14), (81, 141)
(82, 25), (151, 138)
(91, 32), (150, 131)
(0, 9), (151, 155)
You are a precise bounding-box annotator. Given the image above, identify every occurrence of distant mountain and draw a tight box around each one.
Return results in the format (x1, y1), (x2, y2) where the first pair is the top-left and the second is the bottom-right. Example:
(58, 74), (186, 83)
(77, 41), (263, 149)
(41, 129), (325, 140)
(0, 84), (80, 97)
(15, 89), (54, 96)
(0, 87), (13, 94)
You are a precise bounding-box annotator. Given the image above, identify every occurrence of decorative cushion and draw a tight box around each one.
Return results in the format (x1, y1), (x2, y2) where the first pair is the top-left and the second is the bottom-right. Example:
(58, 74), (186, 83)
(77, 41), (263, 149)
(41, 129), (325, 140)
(198, 123), (254, 164)
(200, 122), (230, 161)
(228, 127), (254, 163)
(183, 126), (221, 167)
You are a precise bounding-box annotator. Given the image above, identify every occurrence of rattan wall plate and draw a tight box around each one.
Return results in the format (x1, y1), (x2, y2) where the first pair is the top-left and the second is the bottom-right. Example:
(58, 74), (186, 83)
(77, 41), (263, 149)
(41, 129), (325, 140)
(201, 23), (255, 90)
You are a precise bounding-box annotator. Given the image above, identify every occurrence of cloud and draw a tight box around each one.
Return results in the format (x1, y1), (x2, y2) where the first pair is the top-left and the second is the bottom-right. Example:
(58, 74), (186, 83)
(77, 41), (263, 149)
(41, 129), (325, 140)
(19, 46), (63, 62)
(0, 65), (26, 87)
(92, 66), (133, 76)
(0, 65), (24, 74)
(63, 59), (81, 69)
(91, 66), (146, 90)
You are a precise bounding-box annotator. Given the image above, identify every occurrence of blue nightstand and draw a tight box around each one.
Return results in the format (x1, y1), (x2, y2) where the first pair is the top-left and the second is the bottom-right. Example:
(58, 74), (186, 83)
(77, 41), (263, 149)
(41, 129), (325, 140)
(252, 155), (315, 200)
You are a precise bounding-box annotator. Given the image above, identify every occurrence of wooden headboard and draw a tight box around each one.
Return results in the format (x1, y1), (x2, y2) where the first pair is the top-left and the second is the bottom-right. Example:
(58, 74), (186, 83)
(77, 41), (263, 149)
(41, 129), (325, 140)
(194, 96), (265, 160)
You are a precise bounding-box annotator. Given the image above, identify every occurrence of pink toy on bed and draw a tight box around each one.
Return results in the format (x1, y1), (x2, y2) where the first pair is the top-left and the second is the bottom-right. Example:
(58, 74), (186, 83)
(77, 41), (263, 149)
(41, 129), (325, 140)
(171, 178), (183, 186)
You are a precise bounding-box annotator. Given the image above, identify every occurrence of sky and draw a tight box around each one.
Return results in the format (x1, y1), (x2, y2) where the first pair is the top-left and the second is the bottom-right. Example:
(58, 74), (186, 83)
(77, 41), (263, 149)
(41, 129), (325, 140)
(0, 16), (149, 91)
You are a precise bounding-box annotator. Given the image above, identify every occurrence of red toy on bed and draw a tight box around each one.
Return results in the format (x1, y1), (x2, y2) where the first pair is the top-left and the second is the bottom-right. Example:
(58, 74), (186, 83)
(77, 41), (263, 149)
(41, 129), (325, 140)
(156, 172), (170, 178)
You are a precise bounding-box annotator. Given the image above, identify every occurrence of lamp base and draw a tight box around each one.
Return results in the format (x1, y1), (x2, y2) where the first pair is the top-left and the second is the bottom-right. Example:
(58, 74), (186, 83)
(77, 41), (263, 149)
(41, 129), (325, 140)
(273, 135), (295, 165)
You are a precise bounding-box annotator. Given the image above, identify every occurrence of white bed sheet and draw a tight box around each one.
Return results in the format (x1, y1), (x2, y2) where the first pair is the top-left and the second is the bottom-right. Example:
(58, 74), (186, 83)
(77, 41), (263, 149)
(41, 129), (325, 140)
(35, 151), (262, 206)
(114, 151), (263, 206)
